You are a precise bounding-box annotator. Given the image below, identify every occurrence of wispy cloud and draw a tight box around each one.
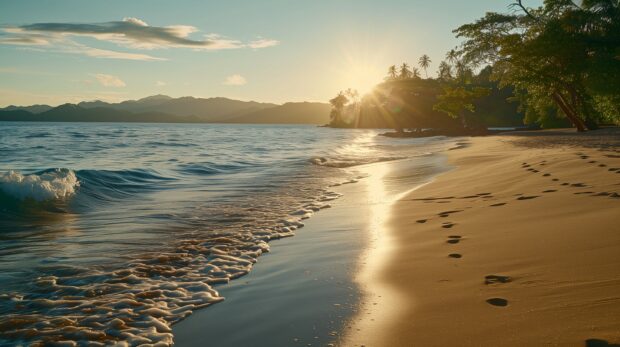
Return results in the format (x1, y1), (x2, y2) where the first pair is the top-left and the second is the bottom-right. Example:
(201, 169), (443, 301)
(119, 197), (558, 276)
(248, 38), (280, 49)
(0, 18), (279, 60)
(93, 73), (126, 87)
(155, 81), (166, 87)
(223, 74), (247, 86)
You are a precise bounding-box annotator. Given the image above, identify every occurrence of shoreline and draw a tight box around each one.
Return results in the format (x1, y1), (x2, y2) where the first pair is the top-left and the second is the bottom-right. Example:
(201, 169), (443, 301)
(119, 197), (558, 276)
(345, 128), (620, 346)
(172, 145), (453, 346)
(173, 179), (366, 347)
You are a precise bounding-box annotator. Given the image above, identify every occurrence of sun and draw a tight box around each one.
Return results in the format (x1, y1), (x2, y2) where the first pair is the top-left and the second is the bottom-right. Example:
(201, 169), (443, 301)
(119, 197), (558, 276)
(331, 41), (388, 97)
(337, 63), (384, 96)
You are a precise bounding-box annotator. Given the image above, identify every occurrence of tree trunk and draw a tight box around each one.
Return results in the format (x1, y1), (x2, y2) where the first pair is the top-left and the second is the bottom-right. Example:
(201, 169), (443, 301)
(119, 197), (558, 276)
(567, 86), (599, 130)
(552, 92), (587, 131)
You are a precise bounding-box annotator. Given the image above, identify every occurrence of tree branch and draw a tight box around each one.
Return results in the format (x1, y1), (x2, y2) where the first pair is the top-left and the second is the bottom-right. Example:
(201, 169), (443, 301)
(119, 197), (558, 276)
(511, 0), (539, 21)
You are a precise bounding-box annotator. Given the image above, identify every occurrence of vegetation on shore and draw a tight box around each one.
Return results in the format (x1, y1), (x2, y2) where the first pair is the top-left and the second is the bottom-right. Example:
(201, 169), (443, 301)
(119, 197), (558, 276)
(329, 0), (620, 134)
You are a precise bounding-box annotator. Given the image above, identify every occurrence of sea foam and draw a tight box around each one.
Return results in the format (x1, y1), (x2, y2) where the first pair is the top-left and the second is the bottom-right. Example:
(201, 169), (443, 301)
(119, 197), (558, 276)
(0, 168), (79, 201)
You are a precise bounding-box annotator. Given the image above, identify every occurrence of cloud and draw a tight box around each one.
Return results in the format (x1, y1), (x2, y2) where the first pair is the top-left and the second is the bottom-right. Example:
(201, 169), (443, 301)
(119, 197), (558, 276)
(93, 73), (126, 87)
(0, 18), (279, 61)
(223, 74), (247, 86)
(155, 81), (166, 87)
(248, 38), (280, 49)
(0, 29), (165, 61)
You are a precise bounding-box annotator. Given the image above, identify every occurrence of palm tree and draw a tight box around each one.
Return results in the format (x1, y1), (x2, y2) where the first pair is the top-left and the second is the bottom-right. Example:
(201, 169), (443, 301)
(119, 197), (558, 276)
(399, 63), (412, 79)
(446, 49), (459, 64)
(418, 54), (432, 78)
(438, 61), (452, 80)
(411, 67), (421, 79)
(387, 65), (398, 80)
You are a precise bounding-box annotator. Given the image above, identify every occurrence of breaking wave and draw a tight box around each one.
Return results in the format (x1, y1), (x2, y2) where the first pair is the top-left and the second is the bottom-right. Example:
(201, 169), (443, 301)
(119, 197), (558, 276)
(0, 168), (79, 202)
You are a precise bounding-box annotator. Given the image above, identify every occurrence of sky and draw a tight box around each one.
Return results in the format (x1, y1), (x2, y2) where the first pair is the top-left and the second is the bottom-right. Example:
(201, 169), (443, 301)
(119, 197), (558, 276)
(0, 0), (532, 107)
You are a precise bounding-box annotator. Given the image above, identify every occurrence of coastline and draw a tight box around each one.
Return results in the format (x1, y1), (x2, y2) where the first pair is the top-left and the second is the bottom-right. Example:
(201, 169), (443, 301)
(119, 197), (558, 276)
(172, 144), (452, 346)
(172, 179), (366, 347)
(344, 128), (620, 346)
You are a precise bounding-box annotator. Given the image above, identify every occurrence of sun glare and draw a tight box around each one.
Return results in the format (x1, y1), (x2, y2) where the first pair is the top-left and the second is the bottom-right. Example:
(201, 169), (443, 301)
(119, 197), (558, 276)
(332, 41), (388, 97)
(339, 64), (384, 96)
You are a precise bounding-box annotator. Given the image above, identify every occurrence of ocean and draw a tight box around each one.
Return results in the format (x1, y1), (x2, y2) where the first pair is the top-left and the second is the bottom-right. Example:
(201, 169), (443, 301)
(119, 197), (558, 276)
(0, 122), (458, 346)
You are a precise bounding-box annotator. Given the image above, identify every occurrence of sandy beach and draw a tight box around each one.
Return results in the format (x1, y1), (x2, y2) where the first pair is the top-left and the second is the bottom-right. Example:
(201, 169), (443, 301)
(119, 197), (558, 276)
(345, 128), (620, 347)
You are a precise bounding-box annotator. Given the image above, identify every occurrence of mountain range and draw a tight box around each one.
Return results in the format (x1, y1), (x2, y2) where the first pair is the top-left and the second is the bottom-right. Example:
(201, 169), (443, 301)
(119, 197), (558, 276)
(0, 95), (331, 124)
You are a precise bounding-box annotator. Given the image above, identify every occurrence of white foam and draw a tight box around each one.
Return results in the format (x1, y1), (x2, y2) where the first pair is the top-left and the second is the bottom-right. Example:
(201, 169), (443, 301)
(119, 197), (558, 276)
(0, 168), (79, 201)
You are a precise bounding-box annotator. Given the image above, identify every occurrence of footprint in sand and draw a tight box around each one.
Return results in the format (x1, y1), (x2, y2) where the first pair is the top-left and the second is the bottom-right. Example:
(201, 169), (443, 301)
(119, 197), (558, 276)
(571, 183), (587, 187)
(461, 195), (479, 199)
(448, 253), (462, 259)
(574, 191), (595, 195)
(490, 202), (506, 207)
(542, 189), (557, 193)
(585, 338), (620, 347)
(552, 178), (559, 182)
(416, 219), (428, 223)
(608, 168), (619, 172)
(438, 210), (463, 218)
(442, 222), (456, 229)
(561, 183), (570, 186)
(517, 195), (539, 200)
(543, 173), (551, 177)
(599, 164), (607, 168)
(581, 155), (590, 159)
(446, 236), (461, 244)
(485, 275), (512, 284)
(486, 298), (509, 307)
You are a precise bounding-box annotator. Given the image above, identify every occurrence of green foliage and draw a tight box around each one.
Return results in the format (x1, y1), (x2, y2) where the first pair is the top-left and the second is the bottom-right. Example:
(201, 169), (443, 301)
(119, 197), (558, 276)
(328, 89), (361, 127)
(454, 0), (620, 130)
(434, 85), (490, 127)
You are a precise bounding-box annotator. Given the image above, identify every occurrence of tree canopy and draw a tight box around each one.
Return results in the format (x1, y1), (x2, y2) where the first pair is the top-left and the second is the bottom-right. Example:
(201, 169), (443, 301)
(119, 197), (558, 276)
(454, 0), (620, 131)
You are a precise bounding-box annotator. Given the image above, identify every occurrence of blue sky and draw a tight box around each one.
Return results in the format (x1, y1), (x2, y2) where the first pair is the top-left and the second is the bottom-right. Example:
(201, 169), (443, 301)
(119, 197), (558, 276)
(0, 0), (532, 106)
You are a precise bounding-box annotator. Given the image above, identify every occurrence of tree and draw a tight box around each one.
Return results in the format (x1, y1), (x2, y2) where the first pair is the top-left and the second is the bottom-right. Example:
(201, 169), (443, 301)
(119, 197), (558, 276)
(387, 65), (398, 80)
(434, 85), (490, 129)
(446, 49), (459, 64)
(329, 91), (348, 126)
(411, 67), (421, 79)
(438, 61), (453, 80)
(454, 0), (620, 131)
(418, 54), (432, 78)
(399, 63), (412, 79)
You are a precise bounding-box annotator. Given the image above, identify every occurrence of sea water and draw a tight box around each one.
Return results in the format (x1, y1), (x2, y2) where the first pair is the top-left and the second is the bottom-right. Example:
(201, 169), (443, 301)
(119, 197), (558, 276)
(0, 122), (458, 346)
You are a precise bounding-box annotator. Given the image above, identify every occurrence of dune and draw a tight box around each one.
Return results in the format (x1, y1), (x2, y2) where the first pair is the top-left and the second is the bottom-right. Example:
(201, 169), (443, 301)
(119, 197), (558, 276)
(345, 128), (620, 346)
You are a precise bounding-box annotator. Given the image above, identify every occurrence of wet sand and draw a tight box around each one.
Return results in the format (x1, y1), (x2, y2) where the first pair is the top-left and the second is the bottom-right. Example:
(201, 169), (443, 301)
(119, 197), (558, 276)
(173, 152), (449, 346)
(345, 128), (620, 346)
(173, 181), (365, 347)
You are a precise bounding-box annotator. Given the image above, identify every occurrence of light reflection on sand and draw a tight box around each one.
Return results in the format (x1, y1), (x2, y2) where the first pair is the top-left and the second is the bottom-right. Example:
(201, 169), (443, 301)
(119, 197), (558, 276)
(342, 156), (447, 347)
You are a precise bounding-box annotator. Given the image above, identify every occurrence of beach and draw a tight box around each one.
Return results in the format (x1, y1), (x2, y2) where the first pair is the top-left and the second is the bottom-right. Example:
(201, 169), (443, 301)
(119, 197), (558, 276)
(345, 128), (620, 346)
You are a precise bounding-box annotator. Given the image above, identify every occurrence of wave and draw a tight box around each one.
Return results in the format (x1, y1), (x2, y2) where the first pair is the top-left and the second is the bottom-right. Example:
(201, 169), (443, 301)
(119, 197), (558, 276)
(0, 168), (178, 210)
(0, 168), (79, 202)
(309, 155), (406, 168)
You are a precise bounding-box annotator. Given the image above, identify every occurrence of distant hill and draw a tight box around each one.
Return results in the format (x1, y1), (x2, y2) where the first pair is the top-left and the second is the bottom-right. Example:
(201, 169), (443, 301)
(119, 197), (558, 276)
(0, 104), (200, 123)
(0, 96), (331, 124)
(1, 104), (53, 114)
(226, 102), (331, 124)
(77, 95), (278, 122)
